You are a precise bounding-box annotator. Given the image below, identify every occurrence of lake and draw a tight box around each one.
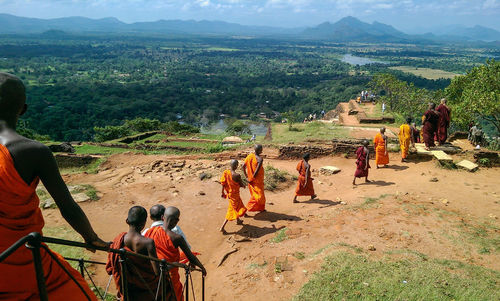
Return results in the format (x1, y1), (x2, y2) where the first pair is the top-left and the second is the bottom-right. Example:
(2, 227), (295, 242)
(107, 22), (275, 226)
(341, 54), (388, 66)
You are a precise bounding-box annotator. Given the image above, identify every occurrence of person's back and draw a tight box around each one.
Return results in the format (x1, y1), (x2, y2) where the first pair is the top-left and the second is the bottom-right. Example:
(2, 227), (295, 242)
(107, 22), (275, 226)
(0, 72), (107, 300)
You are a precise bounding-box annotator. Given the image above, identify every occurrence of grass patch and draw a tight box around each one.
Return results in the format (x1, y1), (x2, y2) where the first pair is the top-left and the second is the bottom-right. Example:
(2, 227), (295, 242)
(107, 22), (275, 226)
(270, 228), (288, 243)
(247, 261), (268, 270)
(293, 252), (306, 260)
(438, 161), (457, 170)
(353, 194), (391, 210)
(294, 251), (500, 301)
(270, 122), (349, 144)
(61, 157), (107, 175)
(43, 226), (89, 270)
(264, 165), (296, 191)
(75, 144), (132, 155)
(389, 66), (459, 79)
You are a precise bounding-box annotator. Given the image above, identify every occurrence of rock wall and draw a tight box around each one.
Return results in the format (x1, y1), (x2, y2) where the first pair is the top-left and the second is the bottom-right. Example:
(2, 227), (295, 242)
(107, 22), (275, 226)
(55, 154), (100, 168)
(278, 139), (375, 159)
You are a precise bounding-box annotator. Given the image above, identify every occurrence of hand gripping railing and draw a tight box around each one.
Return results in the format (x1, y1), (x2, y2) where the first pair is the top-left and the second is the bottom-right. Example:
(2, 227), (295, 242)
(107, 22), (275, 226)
(0, 232), (205, 301)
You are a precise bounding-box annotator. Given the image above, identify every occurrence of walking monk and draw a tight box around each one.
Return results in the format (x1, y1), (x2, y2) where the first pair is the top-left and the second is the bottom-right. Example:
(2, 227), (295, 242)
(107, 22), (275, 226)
(219, 160), (247, 233)
(422, 102), (440, 150)
(242, 144), (266, 212)
(436, 98), (451, 145)
(398, 118), (413, 162)
(0, 72), (108, 300)
(293, 153), (317, 203)
(353, 140), (371, 185)
(373, 127), (389, 168)
(106, 206), (163, 301)
(144, 206), (206, 301)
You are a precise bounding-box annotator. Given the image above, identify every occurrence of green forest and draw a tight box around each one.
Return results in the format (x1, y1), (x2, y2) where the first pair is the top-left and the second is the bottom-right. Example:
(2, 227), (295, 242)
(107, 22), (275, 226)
(0, 33), (496, 141)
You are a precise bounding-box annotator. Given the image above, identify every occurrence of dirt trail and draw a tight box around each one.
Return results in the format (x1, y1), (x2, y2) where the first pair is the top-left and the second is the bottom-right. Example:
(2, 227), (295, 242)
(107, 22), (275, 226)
(41, 148), (500, 301)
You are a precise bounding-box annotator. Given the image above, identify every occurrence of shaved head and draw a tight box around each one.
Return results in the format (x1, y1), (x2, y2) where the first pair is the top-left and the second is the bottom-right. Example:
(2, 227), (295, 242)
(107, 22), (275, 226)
(164, 206), (180, 229)
(362, 139), (369, 147)
(380, 127), (386, 133)
(230, 159), (238, 169)
(440, 98), (447, 104)
(150, 204), (165, 221)
(0, 73), (26, 120)
(126, 206), (148, 227)
(254, 144), (263, 155)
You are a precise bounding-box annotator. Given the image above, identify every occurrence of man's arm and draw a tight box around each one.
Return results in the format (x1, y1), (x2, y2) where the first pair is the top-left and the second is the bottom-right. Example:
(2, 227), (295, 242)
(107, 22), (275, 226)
(252, 157), (263, 179)
(234, 173), (245, 188)
(35, 144), (108, 249)
(146, 239), (160, 276)
(304, 163), (309, 188)
(241, 162), (248, 178)
(174, 236), (207, 276)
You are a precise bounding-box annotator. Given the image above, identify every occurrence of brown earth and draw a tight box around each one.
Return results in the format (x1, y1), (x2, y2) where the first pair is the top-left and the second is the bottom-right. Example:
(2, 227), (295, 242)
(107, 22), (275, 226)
(40, 144), (500, 301)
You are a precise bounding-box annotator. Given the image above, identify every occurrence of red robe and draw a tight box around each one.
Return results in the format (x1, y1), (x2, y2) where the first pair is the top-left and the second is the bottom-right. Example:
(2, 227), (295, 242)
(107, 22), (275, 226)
(436, 104), (451, 144)
(423, 110), (439, 148)
(144, 226), (182, 301)
(105, 232), (160, 301)
(354, 146), (370, 178)
(244, 153), (266, 211)
(295, 160), (315, 196)
(0, 144), (96, 300)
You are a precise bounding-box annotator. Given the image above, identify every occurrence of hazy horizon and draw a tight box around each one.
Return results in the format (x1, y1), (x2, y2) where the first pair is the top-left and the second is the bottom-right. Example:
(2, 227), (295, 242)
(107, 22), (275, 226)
(1, 0), (499, 32)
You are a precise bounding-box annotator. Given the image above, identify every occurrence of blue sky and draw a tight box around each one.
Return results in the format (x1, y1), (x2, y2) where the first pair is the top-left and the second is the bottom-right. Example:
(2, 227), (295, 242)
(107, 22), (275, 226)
(1, 0), (499, 31)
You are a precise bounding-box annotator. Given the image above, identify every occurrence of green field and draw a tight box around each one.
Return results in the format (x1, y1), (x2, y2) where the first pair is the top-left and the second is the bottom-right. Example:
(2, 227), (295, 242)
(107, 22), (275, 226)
(268, 122), (348, 144)
(390, 66), (459, 79)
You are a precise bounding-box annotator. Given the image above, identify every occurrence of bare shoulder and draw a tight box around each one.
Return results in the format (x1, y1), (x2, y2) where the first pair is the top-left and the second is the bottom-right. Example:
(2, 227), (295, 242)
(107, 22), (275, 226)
(232, 172), (242, 181)
(5, 134), (51, 160)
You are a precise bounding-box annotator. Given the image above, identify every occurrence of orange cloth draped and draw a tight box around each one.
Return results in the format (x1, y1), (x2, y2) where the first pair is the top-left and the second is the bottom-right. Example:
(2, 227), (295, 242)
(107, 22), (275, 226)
(244, 153), (266, 211)
(295, 160), (315, 196)
(373, 133), (389, 165)
(220, 169), (247, 221)
(105, 232), (159, 301)
(144, 226), (182, 301)
(398, 124), (411, 159)
(0, 144), (96, 301)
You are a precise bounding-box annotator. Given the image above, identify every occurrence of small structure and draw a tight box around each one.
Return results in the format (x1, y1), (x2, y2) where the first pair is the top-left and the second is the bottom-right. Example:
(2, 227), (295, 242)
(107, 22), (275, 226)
(320, 166), (341, 175)
(222, 136), (244, 144)
(456, 160), (479, 172)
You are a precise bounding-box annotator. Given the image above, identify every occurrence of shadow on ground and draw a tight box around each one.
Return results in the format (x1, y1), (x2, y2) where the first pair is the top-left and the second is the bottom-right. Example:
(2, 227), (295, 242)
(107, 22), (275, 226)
(252, 211), (302, 222)
(301, 199), (341, 208)
(229, 223), (286, 238)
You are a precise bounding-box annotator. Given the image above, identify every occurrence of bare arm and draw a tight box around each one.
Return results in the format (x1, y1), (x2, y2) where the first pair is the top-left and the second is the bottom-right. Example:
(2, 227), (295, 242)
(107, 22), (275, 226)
(304, 163), (310, 188)
(35, 145), (108, 249)
(252, 156), (263, 179)
(241, 162), (248, 178)
(384, 136), (388, 155)
(175, 236), (207, 276)
(146, 240), (160, 276)
(234, 173), (245, 188)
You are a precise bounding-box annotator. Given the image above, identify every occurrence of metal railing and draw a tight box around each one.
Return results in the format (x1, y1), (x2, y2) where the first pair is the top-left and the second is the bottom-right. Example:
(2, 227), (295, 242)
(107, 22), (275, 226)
(0, 232), (205, 301)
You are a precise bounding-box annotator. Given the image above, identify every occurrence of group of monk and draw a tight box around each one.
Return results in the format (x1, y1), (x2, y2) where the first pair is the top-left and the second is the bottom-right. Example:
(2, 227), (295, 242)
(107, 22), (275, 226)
(422, 99), (451, 150)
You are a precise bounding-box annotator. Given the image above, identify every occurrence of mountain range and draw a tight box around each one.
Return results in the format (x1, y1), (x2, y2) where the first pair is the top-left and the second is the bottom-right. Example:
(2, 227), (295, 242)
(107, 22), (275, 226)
(0, 13), (499, 43)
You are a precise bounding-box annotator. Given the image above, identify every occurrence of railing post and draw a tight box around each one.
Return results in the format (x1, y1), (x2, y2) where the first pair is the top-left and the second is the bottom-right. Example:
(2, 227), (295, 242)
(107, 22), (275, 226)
(119, 248), (129, 301)
(161, 260), (168, 301)
(78, 258), (85, 277)
(184, 267), (189, 301)
(202, 275), (205, 301)
(26, 232), (48, 301)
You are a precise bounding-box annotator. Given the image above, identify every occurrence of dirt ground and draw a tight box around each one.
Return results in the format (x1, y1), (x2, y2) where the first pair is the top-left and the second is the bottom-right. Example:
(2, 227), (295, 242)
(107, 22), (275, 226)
(41, 145), (500, 301)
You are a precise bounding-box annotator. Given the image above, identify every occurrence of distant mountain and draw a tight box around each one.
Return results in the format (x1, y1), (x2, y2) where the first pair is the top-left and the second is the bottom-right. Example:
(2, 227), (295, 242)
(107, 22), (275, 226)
(302, 16), (410, 42)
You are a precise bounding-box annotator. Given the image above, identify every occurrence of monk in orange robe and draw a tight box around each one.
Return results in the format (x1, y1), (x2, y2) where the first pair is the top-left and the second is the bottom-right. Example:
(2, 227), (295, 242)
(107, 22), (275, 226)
(293, 153), (316, 203)
(398, 118), (413, 162)
(219, 160), (247, 233)
(144, 206), (206, 301)
(106, 206), (163, 301)
(373, 127), (389, 168)
(0, 72), (108, 300)
(242, 144), (266, 212)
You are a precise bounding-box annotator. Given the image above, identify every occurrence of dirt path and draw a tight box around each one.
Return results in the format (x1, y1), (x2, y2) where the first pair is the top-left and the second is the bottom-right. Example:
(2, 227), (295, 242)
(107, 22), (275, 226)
(41, 148), (500, 301)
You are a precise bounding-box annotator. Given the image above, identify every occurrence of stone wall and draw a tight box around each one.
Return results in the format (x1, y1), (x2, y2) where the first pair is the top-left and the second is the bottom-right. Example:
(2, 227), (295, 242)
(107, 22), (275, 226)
(278, 138), (375, 159)
(55, 154), (100, 168)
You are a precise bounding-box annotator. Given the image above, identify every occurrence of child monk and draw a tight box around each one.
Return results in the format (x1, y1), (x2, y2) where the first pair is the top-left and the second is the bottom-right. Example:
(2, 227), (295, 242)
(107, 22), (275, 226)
(353, 140), (371, 185)
(106, 206), (162, 301)
(373, 127), (389, 168)
(293, 153), (317, 203)
(219, 159), (247, 233)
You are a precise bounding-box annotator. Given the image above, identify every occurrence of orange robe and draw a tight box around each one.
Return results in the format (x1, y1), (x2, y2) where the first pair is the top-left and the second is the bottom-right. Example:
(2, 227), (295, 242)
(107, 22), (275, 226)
(105, 232), (159, 301)
(295, 160), (315, 196)
(398, 124), (411, 159)
(0, 144), (96, 301)
(220, 170), (247, 220)
(244, 153), (266, 211)
(144, 226), (182, 301)
(373, 133), (389, 165)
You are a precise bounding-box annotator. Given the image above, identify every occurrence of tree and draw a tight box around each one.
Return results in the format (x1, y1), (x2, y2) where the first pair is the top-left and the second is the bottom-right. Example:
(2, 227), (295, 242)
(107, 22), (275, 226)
(446, 59), (500, 135)
(281, 110), (303, 130)
(225, 120), (251, 136)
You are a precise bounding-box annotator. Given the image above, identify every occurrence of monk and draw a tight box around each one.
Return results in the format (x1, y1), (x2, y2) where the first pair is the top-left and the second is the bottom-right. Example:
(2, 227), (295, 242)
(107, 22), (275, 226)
(373, 127), (389, 168)
(293, 153), (317, 203)
(353, 140), (371, 185)
(398, 118), (413, 162)
(219, 159), (247, 233)
(422, 102), (440, 150)
(144, 206), (207, 301)
(143, 205), (191, 249)
(0, 72), (108, 300)
(436, 98), (451, 145)
(106, 206), (163, 301)
(242, 144), (266, 212)
(410, 122), (420, 144)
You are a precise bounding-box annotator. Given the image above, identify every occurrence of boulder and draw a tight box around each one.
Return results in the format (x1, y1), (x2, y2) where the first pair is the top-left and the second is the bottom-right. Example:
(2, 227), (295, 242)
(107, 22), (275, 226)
(49, 142), (75, 153)
(320, 166), (341, 175)
(222, 136), (243, 144)
(73, 193), (90, 203)
(456, 160), (479, 172)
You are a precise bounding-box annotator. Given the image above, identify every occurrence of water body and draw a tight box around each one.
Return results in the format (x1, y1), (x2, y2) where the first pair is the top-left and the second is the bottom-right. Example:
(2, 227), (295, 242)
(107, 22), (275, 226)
(341, 54), (388, 66)
(201, 120), (268, 135)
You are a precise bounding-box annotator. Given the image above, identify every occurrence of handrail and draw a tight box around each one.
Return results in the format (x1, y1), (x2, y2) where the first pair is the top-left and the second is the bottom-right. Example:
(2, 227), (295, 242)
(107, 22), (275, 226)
(0, 233), (205, 301)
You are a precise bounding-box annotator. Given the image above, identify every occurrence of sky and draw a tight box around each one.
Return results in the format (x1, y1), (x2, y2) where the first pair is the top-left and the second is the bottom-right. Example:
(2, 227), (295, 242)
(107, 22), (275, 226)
(1, 0), (499, 32)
